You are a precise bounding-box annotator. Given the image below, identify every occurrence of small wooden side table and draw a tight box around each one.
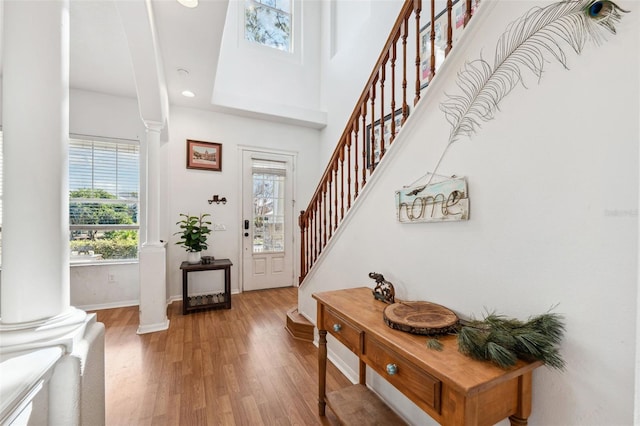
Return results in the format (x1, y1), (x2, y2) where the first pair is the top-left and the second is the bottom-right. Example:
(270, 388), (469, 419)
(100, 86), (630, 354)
(180, 259), (232, 314)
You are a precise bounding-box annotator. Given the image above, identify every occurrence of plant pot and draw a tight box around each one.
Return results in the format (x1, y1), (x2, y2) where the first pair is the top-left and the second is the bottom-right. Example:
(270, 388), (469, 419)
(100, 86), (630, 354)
(187, 251), (201, 264)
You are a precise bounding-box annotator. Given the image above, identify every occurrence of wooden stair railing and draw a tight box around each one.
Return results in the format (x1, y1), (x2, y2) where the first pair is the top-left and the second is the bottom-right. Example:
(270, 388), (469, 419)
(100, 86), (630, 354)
(299, 0), (478, 284)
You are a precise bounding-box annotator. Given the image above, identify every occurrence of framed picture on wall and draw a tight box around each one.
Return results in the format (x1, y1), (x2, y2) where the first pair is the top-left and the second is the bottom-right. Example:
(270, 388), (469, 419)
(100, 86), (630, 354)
(419, 0), (465, 89)
(186, 140), (222, 171)
(366, 108), (406, 169)
(419, 16), (448, 89)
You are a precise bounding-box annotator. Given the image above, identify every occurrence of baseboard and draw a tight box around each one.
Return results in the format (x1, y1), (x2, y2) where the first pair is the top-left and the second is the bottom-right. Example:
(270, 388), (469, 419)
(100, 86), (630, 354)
(77, 299), (139, 312)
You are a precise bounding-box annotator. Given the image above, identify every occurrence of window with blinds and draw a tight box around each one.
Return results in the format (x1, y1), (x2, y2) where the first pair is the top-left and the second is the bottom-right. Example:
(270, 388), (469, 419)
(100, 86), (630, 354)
(69, 137), (140, 263)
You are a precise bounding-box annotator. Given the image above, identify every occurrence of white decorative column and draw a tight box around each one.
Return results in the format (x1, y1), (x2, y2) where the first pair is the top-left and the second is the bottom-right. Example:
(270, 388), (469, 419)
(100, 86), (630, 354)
(116, 0), (170, 334)
(0, 2), (105, 424)
(137, 121), (169, 334)
(144, 121), (163, 246)
(1, 0), (74, 324)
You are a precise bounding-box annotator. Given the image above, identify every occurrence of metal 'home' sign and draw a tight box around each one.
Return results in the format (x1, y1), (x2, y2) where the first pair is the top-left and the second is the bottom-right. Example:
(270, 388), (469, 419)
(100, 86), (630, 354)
(395, 176), (469, 223)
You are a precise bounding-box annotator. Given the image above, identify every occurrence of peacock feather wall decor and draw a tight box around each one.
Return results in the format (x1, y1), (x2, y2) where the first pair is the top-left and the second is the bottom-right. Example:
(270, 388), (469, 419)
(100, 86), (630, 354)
(411, 0), (629, 195)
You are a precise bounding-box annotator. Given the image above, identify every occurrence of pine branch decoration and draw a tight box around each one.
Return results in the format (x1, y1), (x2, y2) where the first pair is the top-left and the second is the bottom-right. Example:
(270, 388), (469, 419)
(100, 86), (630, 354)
(440, 0), (629, 145)
(456, 311), (566, 370)
(416, 305), (566, 370)
(426, 338), (444, 351)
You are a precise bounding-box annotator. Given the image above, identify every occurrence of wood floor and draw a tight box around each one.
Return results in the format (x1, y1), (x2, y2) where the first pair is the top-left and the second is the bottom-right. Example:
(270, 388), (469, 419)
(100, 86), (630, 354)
(94, 287), (351, 426)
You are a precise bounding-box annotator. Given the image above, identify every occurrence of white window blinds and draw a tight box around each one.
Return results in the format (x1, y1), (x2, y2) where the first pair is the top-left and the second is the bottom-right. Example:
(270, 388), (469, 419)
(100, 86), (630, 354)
(69, 138), (139, 205)
(69, 136), (140, 262)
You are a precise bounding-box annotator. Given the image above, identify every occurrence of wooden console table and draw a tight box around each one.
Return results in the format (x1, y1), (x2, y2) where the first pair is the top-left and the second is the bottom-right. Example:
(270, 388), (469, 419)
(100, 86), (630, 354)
(180, 259), (232, 314)
(313, 287), (543, 426)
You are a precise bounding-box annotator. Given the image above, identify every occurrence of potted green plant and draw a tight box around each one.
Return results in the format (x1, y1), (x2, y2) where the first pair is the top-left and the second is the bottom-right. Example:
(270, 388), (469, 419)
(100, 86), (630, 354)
(175, 213), (212, 264)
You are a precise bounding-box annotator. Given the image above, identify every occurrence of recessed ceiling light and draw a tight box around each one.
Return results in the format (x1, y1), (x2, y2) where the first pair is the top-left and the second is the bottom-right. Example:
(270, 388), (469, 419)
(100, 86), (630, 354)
(182, 90), (196, 98)
(177, 0), (198, 8)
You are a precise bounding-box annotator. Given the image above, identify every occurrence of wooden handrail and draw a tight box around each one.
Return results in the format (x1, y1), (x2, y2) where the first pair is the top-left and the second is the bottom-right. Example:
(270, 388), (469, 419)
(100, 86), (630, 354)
(304, 0), (416, 214)
(299, 0), (478, 284)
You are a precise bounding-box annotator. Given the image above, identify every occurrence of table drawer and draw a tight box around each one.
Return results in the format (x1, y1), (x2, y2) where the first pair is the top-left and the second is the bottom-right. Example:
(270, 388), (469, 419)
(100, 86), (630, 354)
(363, 334), (441, 413)
(323, 307), (362, 354)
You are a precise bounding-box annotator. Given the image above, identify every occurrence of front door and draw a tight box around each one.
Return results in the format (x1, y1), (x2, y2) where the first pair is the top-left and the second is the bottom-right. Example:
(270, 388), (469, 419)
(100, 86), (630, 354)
(241, 150), (295, 291)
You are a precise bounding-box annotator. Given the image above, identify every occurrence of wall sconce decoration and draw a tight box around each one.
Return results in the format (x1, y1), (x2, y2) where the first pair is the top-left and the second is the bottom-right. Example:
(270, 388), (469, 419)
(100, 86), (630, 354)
(208, 195), (227, 205)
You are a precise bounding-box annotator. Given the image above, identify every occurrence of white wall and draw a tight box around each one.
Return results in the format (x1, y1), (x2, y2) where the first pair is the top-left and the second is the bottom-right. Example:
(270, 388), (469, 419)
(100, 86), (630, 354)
(301, 1), (639, 425)
(70, 89), (143, 141)
(70, 263), (140, 310)
(318, 0), (404, 163)
(163, 106), (320, 300)
(213, 0), (325, 127)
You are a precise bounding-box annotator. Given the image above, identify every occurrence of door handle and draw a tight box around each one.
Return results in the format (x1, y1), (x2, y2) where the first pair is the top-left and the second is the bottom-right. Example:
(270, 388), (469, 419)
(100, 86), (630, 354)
(244, 219), (250, 230)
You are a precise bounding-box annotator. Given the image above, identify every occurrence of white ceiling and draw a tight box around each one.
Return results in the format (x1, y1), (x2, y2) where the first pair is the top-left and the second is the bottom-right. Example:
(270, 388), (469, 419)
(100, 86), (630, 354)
(2, 0), (324, 128)
(69, 0), (228, 111)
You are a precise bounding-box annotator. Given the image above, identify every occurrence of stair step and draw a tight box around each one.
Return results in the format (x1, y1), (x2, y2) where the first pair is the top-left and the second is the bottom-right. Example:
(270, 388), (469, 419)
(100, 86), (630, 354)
(326, 384), (408, 425)
(285, 307), (314, 342)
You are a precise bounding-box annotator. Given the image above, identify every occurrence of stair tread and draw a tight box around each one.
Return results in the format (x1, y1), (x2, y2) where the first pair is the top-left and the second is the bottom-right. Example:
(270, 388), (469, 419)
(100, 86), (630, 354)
(286, 307), (312, 325)
(326, 384), (407, 425)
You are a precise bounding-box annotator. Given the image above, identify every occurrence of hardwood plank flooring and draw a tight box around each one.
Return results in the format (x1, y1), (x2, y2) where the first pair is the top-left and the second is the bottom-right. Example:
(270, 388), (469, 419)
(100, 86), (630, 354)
(94, 287), (350, 426)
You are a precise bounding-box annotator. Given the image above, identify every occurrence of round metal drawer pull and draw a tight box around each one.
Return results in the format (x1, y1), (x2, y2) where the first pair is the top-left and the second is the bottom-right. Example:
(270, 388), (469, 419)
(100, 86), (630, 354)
(386, 363), (398, 375)
(333, 323), (342, 332)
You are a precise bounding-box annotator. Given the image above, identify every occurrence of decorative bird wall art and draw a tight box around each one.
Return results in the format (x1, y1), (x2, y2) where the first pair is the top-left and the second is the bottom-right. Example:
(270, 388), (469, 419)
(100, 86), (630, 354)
(414, 0), (629, 195)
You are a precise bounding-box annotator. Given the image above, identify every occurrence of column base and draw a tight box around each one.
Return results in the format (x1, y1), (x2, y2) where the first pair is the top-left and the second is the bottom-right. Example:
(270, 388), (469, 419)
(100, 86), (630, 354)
(0, 313), (105, 425)
(0, 307), (87, 355)
(139, 244), (169, 334)
(137, 319), (170, 335)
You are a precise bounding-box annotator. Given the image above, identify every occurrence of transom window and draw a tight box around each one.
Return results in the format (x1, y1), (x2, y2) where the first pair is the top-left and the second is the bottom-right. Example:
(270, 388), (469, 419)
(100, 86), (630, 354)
(244, 0), (292, 52)
(69, 137), (139, 263)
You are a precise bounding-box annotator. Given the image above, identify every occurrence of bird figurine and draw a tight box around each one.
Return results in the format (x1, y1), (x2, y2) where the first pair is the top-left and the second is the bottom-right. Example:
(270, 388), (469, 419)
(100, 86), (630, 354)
(369, 272), (396, 304)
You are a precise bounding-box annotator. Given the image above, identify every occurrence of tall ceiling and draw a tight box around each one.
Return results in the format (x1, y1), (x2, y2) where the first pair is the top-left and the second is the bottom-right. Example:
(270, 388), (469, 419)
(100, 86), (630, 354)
(2, 0), (326, 127)
(70, 1), (137, 99)
(19, 0), (229, 112)
(150, 0), (228, 111)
